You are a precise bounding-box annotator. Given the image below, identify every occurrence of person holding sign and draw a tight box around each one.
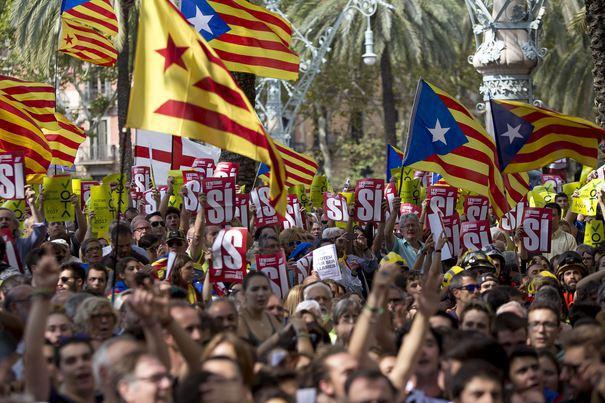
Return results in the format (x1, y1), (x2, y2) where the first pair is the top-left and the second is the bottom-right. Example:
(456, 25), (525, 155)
(0, 186), (46, 265)
(543, 203), (577, 261)
(384, 197), (424, 268)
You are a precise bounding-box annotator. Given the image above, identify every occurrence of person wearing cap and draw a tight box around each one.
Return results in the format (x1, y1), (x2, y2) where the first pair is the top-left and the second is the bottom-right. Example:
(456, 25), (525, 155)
(166, 230), (188, 255)
(384, 197), (424, 269)
(478, 273), (498, 295)
(555, 251), (587, 308)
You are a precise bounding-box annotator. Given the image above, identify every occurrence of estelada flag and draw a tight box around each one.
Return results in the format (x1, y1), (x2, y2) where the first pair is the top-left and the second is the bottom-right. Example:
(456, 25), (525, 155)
(127, 0), (287, 214)
(59, 19), (118, 67)
(42, 113), (87, 167)
(491, 99), (605, 173)
(403, 80), (529, 218)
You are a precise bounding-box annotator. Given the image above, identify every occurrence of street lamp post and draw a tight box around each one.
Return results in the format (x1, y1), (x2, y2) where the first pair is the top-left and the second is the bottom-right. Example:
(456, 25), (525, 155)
(465, 0), (547, 109)
(257, 0), (390, 146)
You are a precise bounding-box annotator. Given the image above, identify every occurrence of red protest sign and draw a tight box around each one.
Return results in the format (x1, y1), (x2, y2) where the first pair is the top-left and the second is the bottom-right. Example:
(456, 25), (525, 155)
(500, 199), (528, 231)
(400, 202), (421, 216)
(210, 227), (247, 283)
(130, 166), (152, 197)
(542, 174), (563, 193)
(323, 192), (349, 222)
(522, 207), (552, 253)
(282, 195), (304, 229)
(251, 186), (279, 226)
(234, 194), (249, 227)
(80, 181), (99, 208)
(0, 153), (25, 200)
(213, 162), (239, 179)
(442, 214), (461, 257)
(142, 189), (158, 215)
(464, 195), (489, 221)
(0, 228), (21, 272)
(427, 185), (458, 217)
(256, 251), (290, 299)
(203, 177), (236, 226)
(354, 179), (384, 223)
(193, 158), (215, 178)
(461, 220), (492, 251)
(182, 170), (202, 213)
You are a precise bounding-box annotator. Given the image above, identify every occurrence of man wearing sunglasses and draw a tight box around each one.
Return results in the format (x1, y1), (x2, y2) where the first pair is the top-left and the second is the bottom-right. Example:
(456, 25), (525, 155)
(145, 212), (167, 240)
(448, 272), (480, 321)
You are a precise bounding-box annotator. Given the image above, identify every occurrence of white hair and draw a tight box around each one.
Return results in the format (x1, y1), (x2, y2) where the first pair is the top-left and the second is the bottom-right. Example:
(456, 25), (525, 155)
(303, 282), (333, 300)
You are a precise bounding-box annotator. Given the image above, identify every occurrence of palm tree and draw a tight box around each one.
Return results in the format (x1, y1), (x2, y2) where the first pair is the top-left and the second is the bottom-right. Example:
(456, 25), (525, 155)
(585, 0), (605, 127)
(286, 0), (466, 146)
(533, 0), (594, 118)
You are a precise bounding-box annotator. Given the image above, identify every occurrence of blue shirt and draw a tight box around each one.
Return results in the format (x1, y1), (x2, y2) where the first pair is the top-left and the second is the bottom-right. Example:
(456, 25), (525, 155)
(392, 237), (423, 268)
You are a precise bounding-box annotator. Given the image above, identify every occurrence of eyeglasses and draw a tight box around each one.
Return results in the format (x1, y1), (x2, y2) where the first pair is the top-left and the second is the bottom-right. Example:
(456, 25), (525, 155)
(59, 276), (75, 283)
(528, 321), (558, 330)
(134, 226), (150, 232)
(134, 372), (174, 384)
(456, 284), (479, 293)
(150, 221), (165, 228)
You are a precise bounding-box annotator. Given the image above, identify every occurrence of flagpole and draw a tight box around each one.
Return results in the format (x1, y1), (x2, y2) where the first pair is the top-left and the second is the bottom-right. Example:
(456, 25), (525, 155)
(53, 17), (62, 103)
(111, 126), (129, 304)
(251, 163), (262, 190)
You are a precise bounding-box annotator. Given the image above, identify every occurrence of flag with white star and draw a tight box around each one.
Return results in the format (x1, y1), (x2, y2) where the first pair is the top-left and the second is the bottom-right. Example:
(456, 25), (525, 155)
(180, 0), (230, 41)
(491, 99), (605, 173)
(402, 79), (530, 218)
(490, 99), (534, 171)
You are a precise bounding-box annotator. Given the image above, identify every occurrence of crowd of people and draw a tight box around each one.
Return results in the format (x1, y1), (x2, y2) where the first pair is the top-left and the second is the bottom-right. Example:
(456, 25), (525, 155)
(1, 167), (605, 403)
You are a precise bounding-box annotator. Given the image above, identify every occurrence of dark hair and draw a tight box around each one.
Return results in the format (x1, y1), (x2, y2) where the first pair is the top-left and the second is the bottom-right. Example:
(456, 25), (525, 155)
(449, 272), (476, 290)
(494, 312), (527, 334)
(116, 257), (138, 278)
(344, 369), (396, 398)
(165, 206), (180, 218)
(528, 301), (560, 324)
(449, 360), (502, 399)
(444, 331), (508, 375)
(0, 235), (5, 261)
(311, 346), (348, 387)
(533, 286), (563, 312)
(60, 262), (85, 282)
(111, 223), (132, 239)
(54, 335), (93, 368)
(508, 345), (538, 365)
(169, 254), (193, 288)
(145, 211), (162, 221)
(568, 302), (601, 327)
(544, 202), (562, 217)
(555, 192), (568, 200)
(138, 234), (160, 249)
(24, 248), (45, 271)
(431, 310), (459, 329)
(243, 271), (270, 291)
(87, 264), (108, 281)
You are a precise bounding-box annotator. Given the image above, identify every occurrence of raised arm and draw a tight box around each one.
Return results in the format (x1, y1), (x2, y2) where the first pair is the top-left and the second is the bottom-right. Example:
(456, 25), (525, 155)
(159, 176), (174, 218)
(388, 233), (443, 391)
(72, 194), (87, 244)
(189, 193), (207, 263)
(24, 256), (60, 401)
(384, 197), (401, 250)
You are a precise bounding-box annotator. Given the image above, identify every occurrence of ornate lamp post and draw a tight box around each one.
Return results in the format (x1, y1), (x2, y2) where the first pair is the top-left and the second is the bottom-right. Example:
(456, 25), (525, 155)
(465, 0), (547, 109)
(257, 0), (390, 146)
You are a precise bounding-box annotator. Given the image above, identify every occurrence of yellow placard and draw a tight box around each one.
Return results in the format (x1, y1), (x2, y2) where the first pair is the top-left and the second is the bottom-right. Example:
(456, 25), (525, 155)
(528, 186), (557, 208)
(391, 166), (415, 183)
(102, 173), (129, 214)
(72, 178), (81, 196)
(89, 185), (113, 238)
(570, 179), (604, 216)
(584, 220), (605, 247)
(289, 184), (310, 210)
(580, 165), (594, 184)
(400, 178), (421, 205)
(310, 175), (328, 208)
(43, 176), (74, 222)
(562, 182), (580, 199)
(2, 199), (26, 222)
(456, 189), (471, 215)
(167, 169), (183, 209)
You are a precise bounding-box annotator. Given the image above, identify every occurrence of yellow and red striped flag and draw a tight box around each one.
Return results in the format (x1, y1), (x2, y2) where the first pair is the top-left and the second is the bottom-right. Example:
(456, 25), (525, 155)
(61, 0), (119, 38)
(403, 80), (529, 218)
(491, 100), (605, 173)
(43, 113), (87, 166)
(258, 142), (318, 186)
(0, 75), (56, 129)
(59, 19), (118, 66)
(0, 94), (52, 174)
(127, 0), (288, 213)
(200, 0), (299, 80)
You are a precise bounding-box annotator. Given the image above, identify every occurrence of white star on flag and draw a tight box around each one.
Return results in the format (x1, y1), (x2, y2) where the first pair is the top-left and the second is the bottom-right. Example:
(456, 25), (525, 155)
(188, 6), (214, 34)
(500, 123), (524, 144)
(428, 119), (450, 145)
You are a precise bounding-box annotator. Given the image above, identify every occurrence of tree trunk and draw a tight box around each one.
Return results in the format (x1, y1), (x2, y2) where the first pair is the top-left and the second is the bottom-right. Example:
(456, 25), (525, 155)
(117, 0), (133, 175)
(316, 104), (333, 179)
(586, 0), (605, 127)
(349, 110), (363, 143)
(380, 44), (398, 146)
(219, 72), (258, 189)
